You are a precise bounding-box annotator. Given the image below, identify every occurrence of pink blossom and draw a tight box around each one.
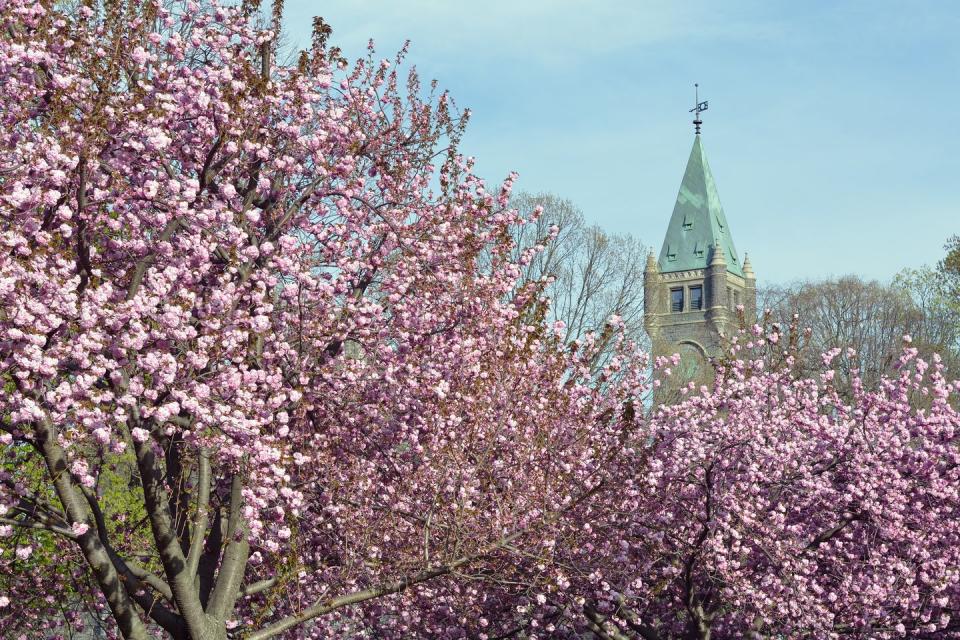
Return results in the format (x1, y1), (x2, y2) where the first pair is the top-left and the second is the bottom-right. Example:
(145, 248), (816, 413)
(130, 46), (148, 66)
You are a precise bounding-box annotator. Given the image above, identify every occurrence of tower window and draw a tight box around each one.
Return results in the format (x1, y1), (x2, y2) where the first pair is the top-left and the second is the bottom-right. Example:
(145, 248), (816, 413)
(689, 285), (703, 311)
(666, 244), (677, 262)
(670, 288), (684, 313)
(693, 240), (704, 258)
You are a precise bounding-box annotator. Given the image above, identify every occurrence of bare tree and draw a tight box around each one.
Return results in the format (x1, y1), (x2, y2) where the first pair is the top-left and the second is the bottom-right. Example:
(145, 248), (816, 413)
(510, 192), (649, 347)
(758, 275), (960, 389)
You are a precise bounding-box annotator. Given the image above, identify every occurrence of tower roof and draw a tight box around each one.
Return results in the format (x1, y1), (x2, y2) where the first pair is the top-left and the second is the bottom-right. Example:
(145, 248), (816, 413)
(658, 135), (744, 277)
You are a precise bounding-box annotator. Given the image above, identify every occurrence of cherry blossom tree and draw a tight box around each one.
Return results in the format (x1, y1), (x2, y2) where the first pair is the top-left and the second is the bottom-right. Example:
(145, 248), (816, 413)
(0, 1), (649, 638)
(296, 320), (960, 640)
(537, 326), (960, 640)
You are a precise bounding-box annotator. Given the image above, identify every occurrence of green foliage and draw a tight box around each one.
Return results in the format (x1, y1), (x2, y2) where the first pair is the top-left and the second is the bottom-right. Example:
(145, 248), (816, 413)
(939, 234), (960, 299)
(0, 447), (72, 599)
(893, 267), (960, 345)
(942, 235), (960, 273)
(1, 444), (158, 595)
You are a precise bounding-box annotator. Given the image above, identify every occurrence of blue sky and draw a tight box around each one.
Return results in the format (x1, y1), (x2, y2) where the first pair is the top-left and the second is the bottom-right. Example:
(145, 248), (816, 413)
(282, 1), (959, 284)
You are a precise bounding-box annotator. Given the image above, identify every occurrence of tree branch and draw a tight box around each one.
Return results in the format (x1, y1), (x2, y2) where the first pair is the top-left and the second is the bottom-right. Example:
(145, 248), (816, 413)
(79, 485), (176, 606)
(246, 482), (605, 640)
(124, 217), (181, 301)
(804, 513), (861, 552)
(240, 577), (278, 597)
(0, 516), (75, 538)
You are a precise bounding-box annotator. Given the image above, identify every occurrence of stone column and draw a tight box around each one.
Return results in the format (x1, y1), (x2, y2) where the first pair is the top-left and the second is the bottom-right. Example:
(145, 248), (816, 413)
(705, 244), (729, 343)
(743, 253), (757, 324)
(705, 244), (727, 310)
(643, 251), (661, 340)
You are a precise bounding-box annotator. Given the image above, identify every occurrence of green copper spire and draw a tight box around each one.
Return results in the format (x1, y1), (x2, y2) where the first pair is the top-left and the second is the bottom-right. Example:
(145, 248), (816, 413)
(658, 135), (743, 277)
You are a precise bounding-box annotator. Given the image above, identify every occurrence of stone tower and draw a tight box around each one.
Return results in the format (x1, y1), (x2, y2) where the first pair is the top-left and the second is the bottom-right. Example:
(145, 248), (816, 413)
(644, 134), (757, 400)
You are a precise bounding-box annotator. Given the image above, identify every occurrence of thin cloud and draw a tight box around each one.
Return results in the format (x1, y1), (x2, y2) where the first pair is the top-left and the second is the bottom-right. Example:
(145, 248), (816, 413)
(284, 1), (785, 69)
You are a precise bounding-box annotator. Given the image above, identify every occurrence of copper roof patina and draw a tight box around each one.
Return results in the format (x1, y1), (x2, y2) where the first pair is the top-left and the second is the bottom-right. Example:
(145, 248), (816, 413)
(658, 135), (743, 277)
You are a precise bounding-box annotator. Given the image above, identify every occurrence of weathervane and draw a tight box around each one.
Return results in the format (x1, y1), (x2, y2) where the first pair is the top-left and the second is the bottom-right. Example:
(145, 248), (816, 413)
(690, 83), (708, 134)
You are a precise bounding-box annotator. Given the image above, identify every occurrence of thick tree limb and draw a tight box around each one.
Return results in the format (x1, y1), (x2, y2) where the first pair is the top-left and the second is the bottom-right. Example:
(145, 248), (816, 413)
(80, 476), (179, 624)
(583, 605), (634, 640)
(206, 473), (250, 621)
(165, 432), (191, 558)
(198, 507), (225, 607)
(613, 597), (663, 640)
(186, 449), (212, 581)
